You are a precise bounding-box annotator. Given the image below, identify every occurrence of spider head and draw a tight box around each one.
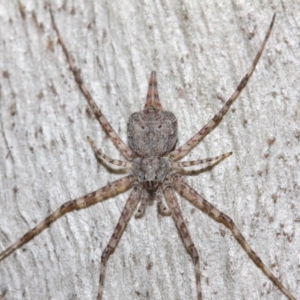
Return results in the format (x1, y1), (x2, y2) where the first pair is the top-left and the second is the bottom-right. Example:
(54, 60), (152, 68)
(133, 157), (169, 192)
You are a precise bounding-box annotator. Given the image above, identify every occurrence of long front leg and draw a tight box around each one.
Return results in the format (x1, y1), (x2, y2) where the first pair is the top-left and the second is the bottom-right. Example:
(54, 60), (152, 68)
(163, 184), (202, 300)
(170, 14), (275, 161)
(98, 185), (142, 300)
(172, 173), (296, 300)
(50, 10), (134, 161)
(0, 175), (135, 262)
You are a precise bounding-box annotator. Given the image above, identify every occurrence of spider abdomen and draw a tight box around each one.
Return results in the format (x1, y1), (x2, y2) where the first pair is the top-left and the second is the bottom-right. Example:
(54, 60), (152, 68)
(127, 107), (178, 157)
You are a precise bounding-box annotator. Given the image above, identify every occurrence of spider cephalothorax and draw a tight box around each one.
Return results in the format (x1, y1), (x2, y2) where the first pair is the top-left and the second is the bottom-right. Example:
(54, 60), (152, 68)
(132, 156), (170, 191)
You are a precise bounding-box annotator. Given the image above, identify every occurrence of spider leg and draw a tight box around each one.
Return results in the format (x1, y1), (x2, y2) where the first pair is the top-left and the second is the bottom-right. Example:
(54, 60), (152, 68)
(144, 71), (163, 110)
(0, 175), (135, 262)
(87, 136), (133, 168)
(163, 184), (202, 300)
(172, 152), (232, 169)
(50, 10), (134, 161)
(172, 173), (296, 300)
(98, 185), (142, 300)
(170, 14), (275, 161)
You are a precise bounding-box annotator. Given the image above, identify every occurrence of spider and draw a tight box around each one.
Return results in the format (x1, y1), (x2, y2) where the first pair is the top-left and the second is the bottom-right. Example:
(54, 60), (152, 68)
(0, 11), (296, 300)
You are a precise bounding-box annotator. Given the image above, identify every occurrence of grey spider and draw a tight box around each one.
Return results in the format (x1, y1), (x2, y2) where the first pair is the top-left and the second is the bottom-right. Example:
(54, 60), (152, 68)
(0, 11), (296, 300)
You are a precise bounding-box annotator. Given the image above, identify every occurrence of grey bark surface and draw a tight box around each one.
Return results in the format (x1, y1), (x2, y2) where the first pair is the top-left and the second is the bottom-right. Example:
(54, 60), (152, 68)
(0, 1), (299, 300)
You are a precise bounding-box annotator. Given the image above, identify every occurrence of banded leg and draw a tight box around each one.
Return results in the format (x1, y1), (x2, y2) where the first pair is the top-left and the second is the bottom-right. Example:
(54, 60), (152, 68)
(50, 10), (134, 160)
(172, 173), (296, 300)
(98, 186), (142, 300)
(171, 152), (232, 169)
(87, 136), (133, 168)
(170, 14), (275, 161)
(0, 175), (135, 261)
(163, 184), (202, 300)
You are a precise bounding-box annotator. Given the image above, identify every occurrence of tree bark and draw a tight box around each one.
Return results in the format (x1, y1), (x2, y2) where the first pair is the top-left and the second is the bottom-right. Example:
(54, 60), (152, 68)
(0, 1), (299, 299)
